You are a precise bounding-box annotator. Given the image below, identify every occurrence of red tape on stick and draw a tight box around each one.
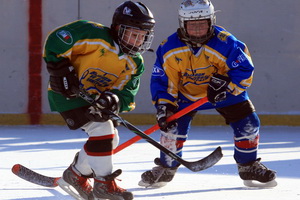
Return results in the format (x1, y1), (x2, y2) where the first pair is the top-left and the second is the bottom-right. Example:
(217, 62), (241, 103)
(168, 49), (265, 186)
(114, 97), (208, 153)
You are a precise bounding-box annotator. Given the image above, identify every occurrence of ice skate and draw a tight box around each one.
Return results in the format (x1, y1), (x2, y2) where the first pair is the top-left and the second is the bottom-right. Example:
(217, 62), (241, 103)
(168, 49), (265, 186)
(138, 158), (178, 188)
(57, 165), (93, 200)
(237, 158), (277, 187)
(93, 169), (133, 200)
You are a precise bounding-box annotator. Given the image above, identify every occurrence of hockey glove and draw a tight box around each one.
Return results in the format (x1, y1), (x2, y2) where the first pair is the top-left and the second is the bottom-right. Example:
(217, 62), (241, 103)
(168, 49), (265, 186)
(95, 91), (120, 114)
(86, 91), (120, 122)
(85, 91), (120, 124)
(207, 74), (231, 104)
(156, 104), (178, 132)
(47, 59), (79, 99)
(85, 106), (109, 122)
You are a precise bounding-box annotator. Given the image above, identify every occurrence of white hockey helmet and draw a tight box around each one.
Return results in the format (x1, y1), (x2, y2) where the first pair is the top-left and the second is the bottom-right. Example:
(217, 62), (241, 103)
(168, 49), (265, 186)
(178, 0), (216, 46)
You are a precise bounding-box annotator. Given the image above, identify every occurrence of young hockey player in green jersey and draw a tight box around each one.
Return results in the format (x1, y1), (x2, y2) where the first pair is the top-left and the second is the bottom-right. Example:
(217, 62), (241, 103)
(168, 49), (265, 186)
(43, 1), (155, 199)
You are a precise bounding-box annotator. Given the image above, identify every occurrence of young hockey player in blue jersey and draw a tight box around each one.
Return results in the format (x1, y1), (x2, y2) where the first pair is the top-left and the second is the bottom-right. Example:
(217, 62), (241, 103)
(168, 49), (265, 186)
(43, 1), (155, 199)
(138, 0), (276, 188)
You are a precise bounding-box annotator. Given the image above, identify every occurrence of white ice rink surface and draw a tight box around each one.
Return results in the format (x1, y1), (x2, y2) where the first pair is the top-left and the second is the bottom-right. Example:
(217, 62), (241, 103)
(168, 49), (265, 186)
(1, 125), (300, 200)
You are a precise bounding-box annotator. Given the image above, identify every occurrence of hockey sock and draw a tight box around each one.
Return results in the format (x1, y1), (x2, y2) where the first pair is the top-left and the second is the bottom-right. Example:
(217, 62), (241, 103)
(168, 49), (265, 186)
(231, 112), (260, 164)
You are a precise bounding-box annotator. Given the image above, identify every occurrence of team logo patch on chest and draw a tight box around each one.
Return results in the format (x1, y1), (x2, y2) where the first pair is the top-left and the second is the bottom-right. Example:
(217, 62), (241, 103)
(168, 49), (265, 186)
(81, 68), (118, 88)
(182, 65), (215, 86)
(183, 71), (210, 84)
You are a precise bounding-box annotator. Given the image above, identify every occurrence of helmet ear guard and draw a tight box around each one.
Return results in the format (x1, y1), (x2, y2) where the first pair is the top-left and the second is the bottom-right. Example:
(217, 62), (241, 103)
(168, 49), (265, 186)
(178, 0), (216, 47)
(111, 1), (155, 56)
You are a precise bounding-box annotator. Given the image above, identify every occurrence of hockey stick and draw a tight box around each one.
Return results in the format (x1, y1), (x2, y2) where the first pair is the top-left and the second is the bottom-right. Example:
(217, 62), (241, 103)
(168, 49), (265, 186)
(114, 97), (208, 153)
(76, 88), (223, 172)
(11, 90), (219, 186)
(12, 164), (60, 187)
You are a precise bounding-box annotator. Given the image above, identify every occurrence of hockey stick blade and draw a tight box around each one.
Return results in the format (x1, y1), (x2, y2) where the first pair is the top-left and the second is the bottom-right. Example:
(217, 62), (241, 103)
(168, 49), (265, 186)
(12, 164), (60, 187)
(181, 146), (222, 172)
(119, 116), (223, 171)
(119, 119), (223, 172)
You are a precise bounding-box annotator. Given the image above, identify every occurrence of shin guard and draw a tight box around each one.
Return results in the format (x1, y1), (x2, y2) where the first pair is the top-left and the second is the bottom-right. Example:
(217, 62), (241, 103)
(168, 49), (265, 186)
(231, 112), (260, 164)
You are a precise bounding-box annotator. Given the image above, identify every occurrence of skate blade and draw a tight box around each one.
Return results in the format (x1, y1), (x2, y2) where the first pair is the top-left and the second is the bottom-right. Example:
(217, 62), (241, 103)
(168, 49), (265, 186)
(243, 180), (277, 188)
(57, 178), (86, 200)
(93, 193), (116, 200)
(138, 180), (168, 188)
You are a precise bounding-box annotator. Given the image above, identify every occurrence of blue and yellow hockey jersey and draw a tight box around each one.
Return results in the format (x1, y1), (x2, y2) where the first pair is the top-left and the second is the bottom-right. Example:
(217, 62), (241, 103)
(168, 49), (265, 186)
(151, 25), (254, 109)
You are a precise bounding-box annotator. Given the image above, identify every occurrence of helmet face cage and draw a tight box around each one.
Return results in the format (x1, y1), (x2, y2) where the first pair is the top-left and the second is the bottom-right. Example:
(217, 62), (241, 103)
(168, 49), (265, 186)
(178, 0), (216, 46)
(118, 24), (154, 57)
(111, 1), (155, 57)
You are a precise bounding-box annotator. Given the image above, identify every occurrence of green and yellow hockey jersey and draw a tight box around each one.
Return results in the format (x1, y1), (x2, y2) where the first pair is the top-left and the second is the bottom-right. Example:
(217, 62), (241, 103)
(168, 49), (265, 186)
(43, 20), (145, 113)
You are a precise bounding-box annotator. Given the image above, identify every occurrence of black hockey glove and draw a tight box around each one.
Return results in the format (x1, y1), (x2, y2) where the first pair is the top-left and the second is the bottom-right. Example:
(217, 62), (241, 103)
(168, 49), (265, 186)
(86, 91), (120, 122)
(85, 106), (109, 122)
(47, 59), (79, 99)
(156, 104), (178, 132)
(95, 91), (120, 114)
(207, 74), (231, 104)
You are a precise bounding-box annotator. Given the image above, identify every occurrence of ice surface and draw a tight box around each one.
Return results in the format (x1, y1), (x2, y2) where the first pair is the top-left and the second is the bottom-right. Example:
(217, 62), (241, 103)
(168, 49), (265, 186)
(1, 125), (300, 200)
